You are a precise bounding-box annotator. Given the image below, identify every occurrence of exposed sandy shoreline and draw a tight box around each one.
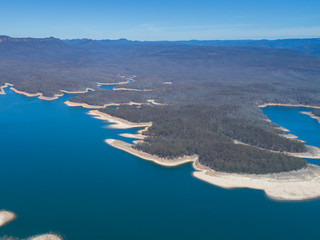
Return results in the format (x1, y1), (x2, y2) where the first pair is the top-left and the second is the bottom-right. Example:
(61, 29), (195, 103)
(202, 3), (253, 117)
(113, 88), (152, 92)
(10, 87), (64, 101)
(28, 234), (62, 240)
(147, 99), (165, 106)
(10, 86), (95, 101)
(258, 103), (320, 109)
(274, 126), (290, 132)
(106, 138), (320, 201)
(234, 138), (318, 158)
(106, 139), (198, 167)
(60, 88), (94, 94)
(65, 100), (148, 109)
(0, 210), (16, 227)
(287, 145), (320, 159)
(193, 164), (320, 201)
(65, 101), (112, 109)
(65, 99), (164, 109)
(300, 111), (320, 124)
(0, 83), (13, 95)
(5, 75), (135, 101)
(119, 133), (146, 139)
(0, 209), (61, 239)
(87, 110), (152, 129)
(96, 80), (132, 86)
(64, 101), (145, 109)
(280, 133), (301, 140)
(95, 108), (320, 201)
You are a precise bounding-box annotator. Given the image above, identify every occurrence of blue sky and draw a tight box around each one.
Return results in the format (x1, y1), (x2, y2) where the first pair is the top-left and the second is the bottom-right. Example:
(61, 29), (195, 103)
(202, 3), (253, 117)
(1, 0), (319, 40)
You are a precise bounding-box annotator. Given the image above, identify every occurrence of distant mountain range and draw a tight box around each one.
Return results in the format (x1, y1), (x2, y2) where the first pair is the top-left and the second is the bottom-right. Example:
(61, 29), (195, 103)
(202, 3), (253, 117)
(2, 35), (319, 56)
(64, 37), (320, 56)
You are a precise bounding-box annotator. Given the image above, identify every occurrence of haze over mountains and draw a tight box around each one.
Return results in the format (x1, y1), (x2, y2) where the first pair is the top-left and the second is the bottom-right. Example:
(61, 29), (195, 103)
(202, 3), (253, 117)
(66, 37), (320, 56)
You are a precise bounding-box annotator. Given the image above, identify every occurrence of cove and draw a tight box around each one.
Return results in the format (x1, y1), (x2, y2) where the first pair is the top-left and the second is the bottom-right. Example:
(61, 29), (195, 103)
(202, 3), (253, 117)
(263, 106), (320, 166)
(1, 88), (320, 240)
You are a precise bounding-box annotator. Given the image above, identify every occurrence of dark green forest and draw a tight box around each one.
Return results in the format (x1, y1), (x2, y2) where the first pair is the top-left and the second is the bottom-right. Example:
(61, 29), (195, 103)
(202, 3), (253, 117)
(312, 109), (320, 117)
(1, 35), (319, 174)
(101, 105), (306, 174)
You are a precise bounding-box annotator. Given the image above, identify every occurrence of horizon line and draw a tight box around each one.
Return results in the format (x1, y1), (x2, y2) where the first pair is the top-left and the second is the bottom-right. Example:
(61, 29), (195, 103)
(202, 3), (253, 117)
(1, 34), (320, 42)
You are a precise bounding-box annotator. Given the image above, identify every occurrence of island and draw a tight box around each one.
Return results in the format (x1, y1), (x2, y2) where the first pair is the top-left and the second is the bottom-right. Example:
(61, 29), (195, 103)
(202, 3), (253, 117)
(0, 209), (61, 240)
(0, 210), (16, 227)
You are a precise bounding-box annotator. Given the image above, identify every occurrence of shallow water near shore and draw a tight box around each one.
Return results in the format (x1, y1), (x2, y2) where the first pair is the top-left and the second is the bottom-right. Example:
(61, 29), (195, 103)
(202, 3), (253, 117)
(0, 89), (320, 240)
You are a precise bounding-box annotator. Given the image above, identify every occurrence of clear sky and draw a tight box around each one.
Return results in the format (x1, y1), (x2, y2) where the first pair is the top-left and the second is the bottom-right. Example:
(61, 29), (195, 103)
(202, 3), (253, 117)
(1, 0), (319, 40)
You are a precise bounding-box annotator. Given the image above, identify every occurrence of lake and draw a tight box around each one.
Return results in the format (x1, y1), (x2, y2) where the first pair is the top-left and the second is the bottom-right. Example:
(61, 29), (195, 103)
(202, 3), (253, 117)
(0, 88), (320, 240)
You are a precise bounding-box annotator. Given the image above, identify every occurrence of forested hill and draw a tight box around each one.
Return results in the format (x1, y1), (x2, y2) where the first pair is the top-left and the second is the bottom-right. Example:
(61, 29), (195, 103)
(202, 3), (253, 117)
(312, 109), (320, 117)
(1, 35), (320, 174)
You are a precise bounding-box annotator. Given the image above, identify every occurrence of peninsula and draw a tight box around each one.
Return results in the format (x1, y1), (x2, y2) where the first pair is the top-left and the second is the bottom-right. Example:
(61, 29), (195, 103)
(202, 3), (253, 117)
(1, 35), (320, 200)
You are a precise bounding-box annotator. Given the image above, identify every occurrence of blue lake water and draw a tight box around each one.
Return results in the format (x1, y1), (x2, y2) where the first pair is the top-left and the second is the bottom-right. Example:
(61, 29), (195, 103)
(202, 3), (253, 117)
(99, 84), (116, 91)
(0, 89), (320, 240)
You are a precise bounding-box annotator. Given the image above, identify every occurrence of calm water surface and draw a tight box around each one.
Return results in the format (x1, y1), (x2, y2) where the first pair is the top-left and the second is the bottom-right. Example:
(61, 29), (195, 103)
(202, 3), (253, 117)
(0, 89), (320, 240)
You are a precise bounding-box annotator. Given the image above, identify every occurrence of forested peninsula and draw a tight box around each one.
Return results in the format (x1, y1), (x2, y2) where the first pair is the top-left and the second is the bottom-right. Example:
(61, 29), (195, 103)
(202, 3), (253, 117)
(1, 36), (320, 174)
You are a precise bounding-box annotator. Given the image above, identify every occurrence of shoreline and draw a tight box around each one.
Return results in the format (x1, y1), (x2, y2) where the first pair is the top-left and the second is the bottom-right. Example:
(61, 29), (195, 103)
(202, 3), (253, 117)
(87, 110), (152, 130)
(258, 103), (320, 109)
(10, 87), (95, 101)
(147, 99), (165, 106)
(106, 139), (320, 201)
(96, 79), (133, 86)
(118, 133), (146, 139)
(193, 164), (320, 201)
(113, 88), (152, 92)
(10, 87), (64, 101)
(60, 87), (95, 94)
(0, 210), (16, 227)
(0, 83), (13, 95)
(65, 101), (146, 109)
(5, 75), (135, 101)
(287, 145), (320, 159)
(106, 139), (198, 167)
(300, 111), (320, 124)
(100, 113), (320, 201)
(4, 84), (320, 201)
(28, 234), (62, 240)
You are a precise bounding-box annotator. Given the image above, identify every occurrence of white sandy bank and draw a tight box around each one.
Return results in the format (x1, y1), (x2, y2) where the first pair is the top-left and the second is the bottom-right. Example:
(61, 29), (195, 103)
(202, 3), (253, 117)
(106, 139), (197, 167)
(118, 133), (146, 139)
(28, 234), (62, 240)
(96, 80), (131, 86)
(87, 110), (152, 130)
(287, 145), (320, 159)
(0, 210), (16, 227)
(65, 100), (147, 109)
(258, 103), (320, 109)
(300, 111), (320, 124)
(60, 88), (94, 94)
(8, 85), (93, 101)
(193, 164), (320, 201)
(113, 87), (152, 92)
(0, 83), (13, 95)
(10, 88), (64, 101)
